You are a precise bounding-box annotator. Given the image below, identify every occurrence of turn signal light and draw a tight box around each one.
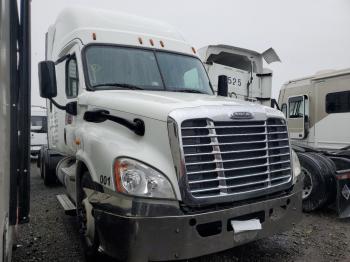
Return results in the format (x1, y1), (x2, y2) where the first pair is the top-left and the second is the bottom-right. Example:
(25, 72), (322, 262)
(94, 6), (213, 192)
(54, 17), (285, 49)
(114, 160), (127, 193)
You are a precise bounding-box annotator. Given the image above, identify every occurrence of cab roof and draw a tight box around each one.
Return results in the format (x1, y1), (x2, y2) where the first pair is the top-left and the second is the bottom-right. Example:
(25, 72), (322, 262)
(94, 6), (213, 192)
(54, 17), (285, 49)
(49, 7), (195, 59)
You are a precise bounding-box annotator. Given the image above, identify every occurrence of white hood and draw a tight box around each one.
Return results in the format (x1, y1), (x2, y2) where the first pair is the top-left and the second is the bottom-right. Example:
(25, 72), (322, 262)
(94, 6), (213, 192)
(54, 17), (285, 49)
(79, 90), (282, 121)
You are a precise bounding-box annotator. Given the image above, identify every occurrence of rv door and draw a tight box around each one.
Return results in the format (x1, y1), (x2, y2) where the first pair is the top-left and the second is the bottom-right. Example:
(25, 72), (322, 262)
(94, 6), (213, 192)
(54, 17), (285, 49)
(287, 95), (308, 139)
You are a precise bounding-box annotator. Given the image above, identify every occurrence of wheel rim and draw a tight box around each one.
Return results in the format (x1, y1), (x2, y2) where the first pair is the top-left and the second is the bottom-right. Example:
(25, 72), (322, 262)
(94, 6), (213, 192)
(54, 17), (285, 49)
(302, 168), (313, 199)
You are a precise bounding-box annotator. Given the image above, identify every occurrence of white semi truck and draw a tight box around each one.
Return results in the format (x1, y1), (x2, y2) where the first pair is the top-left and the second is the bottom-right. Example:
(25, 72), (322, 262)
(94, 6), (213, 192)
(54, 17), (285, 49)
(38, 7), (302, 261)
(199, 45), (281, 107)
(0, 0), (31, 261)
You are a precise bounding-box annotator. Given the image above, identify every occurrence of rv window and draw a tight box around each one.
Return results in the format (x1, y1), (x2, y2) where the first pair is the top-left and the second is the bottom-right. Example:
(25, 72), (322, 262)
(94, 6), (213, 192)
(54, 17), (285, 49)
(326, 91), (350, 113)
(281, 103), (287, 117)
(288, 96), (304, 118)
(66, 56), (79, 98)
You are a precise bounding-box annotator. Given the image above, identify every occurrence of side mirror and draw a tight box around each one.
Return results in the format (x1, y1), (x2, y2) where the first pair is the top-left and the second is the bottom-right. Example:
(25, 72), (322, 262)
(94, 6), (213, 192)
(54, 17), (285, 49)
(38, 61), (57, 99)
(217, 75), (228, 97)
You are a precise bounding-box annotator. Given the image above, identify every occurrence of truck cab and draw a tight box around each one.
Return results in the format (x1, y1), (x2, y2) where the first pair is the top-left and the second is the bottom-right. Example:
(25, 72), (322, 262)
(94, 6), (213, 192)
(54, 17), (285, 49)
(38, 7), (302, 261)
(199, 45), (281, 106)
(30, 106), (47, 158)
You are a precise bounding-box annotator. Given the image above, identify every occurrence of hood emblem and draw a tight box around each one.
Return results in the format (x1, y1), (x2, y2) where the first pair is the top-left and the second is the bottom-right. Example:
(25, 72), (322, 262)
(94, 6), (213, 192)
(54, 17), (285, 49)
(230, 112), (253, 119)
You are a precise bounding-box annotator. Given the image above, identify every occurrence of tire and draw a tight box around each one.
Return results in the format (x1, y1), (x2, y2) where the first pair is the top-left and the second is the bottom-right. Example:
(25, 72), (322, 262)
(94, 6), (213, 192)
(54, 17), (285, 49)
(76, 171), (100, 262)
(308, 153), (336, 204)
(39, 147), (45, 178)
(298, 152), (329, 212)
(37, 148), (41, 168)
(42, 149), (57, 186)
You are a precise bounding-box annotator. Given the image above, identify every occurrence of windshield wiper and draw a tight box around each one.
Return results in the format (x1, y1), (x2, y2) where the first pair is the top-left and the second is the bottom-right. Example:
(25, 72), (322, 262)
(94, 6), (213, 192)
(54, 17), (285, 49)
(92, 83), (144, 90)
(172, 88), (206, 94)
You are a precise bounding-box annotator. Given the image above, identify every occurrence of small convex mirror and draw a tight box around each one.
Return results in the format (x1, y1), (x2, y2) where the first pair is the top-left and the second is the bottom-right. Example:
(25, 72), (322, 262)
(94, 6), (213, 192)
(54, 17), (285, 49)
(38, 61), (57, 99)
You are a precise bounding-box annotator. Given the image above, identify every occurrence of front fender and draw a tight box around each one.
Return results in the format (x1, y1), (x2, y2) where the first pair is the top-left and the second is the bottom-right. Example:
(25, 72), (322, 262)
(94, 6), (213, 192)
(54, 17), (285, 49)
(75, 112), (181, 200)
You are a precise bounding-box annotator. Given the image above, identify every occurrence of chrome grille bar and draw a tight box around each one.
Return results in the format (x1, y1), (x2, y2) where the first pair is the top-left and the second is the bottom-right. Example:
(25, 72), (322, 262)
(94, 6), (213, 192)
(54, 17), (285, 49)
(183, 140), (267, 147)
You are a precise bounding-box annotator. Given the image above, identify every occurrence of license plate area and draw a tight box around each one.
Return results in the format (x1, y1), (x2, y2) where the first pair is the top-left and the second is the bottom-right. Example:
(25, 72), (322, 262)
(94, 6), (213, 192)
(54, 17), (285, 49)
(227, 210), (265, 231)
(230, 219), (262, 234)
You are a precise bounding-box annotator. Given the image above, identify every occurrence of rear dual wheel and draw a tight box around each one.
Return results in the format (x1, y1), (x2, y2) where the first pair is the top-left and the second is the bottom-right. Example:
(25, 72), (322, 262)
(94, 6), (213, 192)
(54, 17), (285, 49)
(298, 152), (336, 212)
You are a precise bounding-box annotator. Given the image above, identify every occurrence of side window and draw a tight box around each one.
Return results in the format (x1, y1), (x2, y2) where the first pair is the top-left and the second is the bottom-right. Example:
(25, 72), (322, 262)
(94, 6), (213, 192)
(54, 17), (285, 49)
(326, 91), (350, 113)
(288, 96), (304, 118)
(281, 103), (287, 117)
(66, 56), (79, 98)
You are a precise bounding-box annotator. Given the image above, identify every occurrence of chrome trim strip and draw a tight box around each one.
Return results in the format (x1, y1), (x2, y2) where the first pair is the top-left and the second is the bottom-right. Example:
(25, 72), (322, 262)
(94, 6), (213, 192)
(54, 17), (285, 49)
(193, 178), (292, 199)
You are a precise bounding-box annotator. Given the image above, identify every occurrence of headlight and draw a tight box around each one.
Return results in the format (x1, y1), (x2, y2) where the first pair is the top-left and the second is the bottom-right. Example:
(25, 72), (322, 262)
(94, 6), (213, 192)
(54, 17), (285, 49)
(291, 150), (301, 184)
(114, 158), (176, 199)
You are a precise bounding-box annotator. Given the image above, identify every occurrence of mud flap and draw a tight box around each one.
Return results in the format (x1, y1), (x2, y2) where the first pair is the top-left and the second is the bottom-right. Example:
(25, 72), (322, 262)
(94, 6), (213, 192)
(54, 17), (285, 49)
(335, 170), (350, 218)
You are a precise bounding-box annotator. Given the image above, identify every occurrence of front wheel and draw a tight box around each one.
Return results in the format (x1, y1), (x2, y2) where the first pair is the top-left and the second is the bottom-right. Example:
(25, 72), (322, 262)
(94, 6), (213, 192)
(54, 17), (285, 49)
(42, 149), (57, 186)
(76, 171), (100, 262)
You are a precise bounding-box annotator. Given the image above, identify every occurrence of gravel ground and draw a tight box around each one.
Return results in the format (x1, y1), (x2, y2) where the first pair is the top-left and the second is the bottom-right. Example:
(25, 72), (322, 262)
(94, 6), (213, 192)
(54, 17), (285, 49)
(12, 164), (350, 262)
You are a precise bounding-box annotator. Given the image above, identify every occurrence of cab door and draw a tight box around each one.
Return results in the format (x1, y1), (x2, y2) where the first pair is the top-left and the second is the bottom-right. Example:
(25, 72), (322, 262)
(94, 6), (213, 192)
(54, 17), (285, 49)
(63, 46), (81, 154)
(287, 95), (308, 139)
(47, 44), (81, 155)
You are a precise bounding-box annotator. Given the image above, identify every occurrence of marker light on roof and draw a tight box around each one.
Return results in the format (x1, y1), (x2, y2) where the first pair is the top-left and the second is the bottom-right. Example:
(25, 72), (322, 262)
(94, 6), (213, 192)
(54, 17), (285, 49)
(138, 37), (143, 44)
(160, 40), (165, 47)
(92, 32), (97, 40)
(149, 39), (154, 46)
(191, 47), (196, 54)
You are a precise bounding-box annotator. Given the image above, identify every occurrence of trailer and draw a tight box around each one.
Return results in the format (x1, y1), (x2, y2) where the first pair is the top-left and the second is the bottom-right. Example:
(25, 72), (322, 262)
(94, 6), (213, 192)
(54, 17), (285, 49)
(38, 7), (302, 261)
(0, 0), (31, 261)
(278, 69), (350, 217)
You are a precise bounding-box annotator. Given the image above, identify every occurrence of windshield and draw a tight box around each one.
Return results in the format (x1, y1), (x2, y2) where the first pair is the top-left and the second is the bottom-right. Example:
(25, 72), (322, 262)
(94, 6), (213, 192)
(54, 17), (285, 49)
(84, 45), (213, 94)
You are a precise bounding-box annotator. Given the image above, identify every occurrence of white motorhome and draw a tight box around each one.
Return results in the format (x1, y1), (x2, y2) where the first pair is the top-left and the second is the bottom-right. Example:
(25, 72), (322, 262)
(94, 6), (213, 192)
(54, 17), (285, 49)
(279, 69), (350, 217)
(199, 45), (281, 107)
(38, 7), (302, 261)
(30, 106), (47, 158)
(1, 0), (31, 261)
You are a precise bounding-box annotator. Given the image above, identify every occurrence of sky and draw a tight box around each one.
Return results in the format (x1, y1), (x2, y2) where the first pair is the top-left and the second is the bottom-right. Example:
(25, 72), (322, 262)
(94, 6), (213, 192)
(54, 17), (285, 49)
(31, 0), (350, 106)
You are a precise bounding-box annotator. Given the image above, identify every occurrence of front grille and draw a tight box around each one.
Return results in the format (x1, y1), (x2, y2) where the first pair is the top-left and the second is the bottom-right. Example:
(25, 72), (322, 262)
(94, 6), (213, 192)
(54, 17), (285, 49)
(181, 118), (292, 200)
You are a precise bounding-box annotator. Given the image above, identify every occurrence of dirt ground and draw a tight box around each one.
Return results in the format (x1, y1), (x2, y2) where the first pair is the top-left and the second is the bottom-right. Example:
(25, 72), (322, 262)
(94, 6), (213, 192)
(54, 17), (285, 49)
(12, 164), (350, 262)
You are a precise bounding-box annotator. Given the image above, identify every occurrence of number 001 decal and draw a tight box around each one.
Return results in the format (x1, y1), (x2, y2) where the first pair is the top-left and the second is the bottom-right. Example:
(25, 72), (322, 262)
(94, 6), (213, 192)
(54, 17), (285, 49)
(100, 175), (111, 186)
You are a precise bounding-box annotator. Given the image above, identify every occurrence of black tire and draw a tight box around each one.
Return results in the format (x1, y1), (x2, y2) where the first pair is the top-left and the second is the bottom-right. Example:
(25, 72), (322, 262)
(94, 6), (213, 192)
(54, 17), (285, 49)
(298, 152), (329, 212)
(76, 171), (100, 262)
(308, 153), (336, 204)
(37, 149), (41, 168)
(39, 147), (45, 178)
(42, 150), (57, 186)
